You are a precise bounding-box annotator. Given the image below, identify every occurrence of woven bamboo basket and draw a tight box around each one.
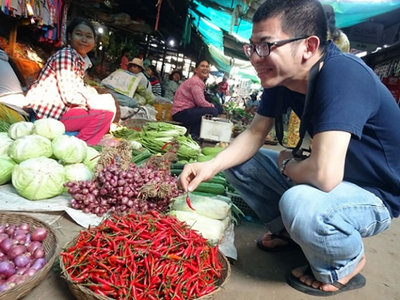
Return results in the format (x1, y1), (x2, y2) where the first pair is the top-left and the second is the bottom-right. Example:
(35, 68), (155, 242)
(60, 236), (231, 300)
(0, 213), (57, 300)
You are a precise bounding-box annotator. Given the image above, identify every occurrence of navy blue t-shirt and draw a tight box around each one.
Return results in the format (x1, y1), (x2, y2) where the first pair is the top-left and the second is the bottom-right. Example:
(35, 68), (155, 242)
(258, 42), (400, 217)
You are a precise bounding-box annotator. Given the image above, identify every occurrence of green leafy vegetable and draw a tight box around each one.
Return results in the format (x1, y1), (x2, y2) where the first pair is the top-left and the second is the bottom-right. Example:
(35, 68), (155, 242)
(32, 118), (66, 140)
(142, 121), (187, 137)
(0, 155), (16, 185)
(8, 121), (33, 139)
(83, 147), (100, 170)
(52, 135), (88, 164)
(12, 157), (65, 200)
(0, 132), (13, 155)
(64, 163), (94, 182)
(0, 120), (12, 132)
(8, 135), (53, 163)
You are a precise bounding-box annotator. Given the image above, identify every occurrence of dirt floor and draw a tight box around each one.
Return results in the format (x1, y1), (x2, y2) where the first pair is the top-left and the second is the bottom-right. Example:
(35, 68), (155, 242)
(21, 212), (400, 300)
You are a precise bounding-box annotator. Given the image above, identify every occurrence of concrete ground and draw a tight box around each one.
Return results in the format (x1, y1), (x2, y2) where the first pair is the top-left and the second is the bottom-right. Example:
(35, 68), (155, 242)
(22, 213), (400, 300)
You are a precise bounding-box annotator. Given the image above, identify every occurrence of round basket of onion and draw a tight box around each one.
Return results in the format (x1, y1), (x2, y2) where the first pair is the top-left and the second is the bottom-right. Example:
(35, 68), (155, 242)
(0, 213), (57, 300)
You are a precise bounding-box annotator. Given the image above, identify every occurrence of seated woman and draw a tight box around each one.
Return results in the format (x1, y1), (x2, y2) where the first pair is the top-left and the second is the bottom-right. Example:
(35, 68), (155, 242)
(25, 17), (114, 146)
(164, 69), (182, 100)
(171, 59), (218, 140)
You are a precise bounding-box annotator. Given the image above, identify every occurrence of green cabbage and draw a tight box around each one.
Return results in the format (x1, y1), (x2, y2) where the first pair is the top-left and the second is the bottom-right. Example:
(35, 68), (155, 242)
(8, 135), (53, 163)
(0, 133), (13, 155)
(52, 135), (88, 164)
(32, 118), (65, 140)
(12, 157), (65, 200)
(64, 163), (94, 182)
(83, 147), (100, 170)
(8, 121), (33, 139)
(0, 155), (16, 185)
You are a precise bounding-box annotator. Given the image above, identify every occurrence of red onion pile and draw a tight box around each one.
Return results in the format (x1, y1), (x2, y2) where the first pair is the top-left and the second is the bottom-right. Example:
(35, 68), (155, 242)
(0, 223), (48, 293)
(65, 163), (182, 216)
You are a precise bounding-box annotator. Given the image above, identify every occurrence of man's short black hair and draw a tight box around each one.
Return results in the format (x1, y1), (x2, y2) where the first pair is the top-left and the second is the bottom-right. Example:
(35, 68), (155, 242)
(253, 0), (327, 49)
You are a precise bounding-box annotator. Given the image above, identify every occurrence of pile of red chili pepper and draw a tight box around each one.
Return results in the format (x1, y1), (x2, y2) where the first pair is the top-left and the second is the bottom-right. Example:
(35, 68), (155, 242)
(60, 211), (225, 300)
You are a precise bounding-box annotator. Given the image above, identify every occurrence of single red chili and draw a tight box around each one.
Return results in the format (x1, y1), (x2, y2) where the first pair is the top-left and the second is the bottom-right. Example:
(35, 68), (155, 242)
(185, 193), (196, 210)
(71, 272), (89, 283)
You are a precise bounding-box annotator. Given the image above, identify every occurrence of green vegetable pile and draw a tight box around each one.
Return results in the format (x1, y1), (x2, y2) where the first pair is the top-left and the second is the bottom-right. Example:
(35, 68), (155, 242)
(111, 122), (201, 162)
(0, 118), (97, 200)
(139, 122), (201, 161)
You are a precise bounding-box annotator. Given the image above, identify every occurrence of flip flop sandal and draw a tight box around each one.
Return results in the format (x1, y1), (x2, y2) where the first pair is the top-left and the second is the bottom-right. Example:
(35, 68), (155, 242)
(286, 265), (366, 297)
(256, 233), (300, 252)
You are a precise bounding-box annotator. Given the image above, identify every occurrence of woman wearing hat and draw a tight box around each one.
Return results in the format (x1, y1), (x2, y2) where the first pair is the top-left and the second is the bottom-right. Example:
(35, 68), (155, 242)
(164, 69), (183, 100)
(171, 59), (218, 140)
(127, 57), (151, 91)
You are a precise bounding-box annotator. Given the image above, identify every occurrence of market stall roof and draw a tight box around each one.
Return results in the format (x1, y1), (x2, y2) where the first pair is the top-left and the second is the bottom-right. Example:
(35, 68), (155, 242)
(185, 0), (400, 80)
(71, 0), (400, 81)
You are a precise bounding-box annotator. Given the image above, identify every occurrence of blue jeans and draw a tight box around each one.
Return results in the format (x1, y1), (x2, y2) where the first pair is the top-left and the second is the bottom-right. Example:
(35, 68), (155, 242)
(225, 148), (391, 283)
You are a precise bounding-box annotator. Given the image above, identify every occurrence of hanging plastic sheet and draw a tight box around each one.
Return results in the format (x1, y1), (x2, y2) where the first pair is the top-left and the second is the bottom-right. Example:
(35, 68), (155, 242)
(188, 0), (400, 76)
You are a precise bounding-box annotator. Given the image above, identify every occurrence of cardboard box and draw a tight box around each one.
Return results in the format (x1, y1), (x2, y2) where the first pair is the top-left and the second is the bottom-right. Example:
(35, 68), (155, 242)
(200, 116), (233, 142)
(153, 103), (172, 121)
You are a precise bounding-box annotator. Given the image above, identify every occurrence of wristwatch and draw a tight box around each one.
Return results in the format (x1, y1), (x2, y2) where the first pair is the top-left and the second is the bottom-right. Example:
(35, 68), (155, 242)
(279, 158), (293, 176)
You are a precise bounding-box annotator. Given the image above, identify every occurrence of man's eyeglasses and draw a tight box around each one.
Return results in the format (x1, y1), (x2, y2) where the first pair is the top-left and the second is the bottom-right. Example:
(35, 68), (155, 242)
(243, 36), (309, 58)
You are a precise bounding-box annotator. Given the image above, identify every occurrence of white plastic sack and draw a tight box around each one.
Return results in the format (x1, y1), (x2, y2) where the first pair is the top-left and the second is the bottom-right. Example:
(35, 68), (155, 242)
(87, 93), (117, 120)
(101, 69), (140, 98)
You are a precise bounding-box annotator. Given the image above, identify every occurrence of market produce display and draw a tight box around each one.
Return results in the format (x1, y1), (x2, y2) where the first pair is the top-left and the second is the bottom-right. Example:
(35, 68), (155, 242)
(60, 211), (228, 300)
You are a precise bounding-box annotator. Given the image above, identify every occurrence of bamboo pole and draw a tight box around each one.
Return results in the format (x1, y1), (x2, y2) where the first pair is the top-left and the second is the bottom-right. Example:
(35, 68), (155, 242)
(8, 22), (18, 58)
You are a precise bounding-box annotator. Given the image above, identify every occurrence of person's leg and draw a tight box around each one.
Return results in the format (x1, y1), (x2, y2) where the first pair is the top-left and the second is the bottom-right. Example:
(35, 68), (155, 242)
(172, 107), (218, 139)
(280, 181), (391, 285)
(224, 148), (294, 232)
(172, 109), (192, 132)
(60, 109), (113, 146)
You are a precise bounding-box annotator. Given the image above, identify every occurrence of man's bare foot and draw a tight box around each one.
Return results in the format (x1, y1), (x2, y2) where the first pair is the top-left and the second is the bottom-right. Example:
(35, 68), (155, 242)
(259, 231), (291, 249)
(291, 255), (366, 292)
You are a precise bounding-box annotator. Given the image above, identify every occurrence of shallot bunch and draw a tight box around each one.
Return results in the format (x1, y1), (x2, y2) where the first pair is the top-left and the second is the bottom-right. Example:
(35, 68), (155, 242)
(65, 162), (182, 216)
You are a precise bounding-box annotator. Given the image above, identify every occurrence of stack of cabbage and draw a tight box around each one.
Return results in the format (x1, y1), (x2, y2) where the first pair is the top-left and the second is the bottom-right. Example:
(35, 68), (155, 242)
(0, 119), (100, 200)
(170, 194), (232, 245)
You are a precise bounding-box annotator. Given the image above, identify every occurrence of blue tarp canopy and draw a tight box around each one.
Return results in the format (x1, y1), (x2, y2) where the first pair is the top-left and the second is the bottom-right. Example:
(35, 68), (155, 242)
(188, 0), (400, 81)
